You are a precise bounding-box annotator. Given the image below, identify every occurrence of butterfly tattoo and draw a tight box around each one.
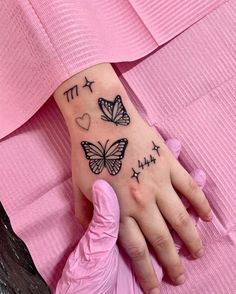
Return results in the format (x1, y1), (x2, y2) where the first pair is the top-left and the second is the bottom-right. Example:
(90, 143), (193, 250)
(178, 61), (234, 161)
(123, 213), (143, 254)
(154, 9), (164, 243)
(81, 138), (128, 175)
(98, 95), (130, 126)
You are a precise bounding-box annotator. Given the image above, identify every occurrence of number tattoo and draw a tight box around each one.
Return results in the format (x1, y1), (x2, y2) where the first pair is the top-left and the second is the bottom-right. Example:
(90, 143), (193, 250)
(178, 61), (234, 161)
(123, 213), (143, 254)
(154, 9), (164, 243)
(131, 142), (160, 183)
(64, 85), (78, 102)
(81, 138), (128, 175)
(98, 95), (130, 126)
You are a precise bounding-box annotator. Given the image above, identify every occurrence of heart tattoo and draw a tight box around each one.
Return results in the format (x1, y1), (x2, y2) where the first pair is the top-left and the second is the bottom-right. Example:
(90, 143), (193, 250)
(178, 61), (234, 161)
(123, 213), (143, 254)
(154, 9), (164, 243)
(75, 113), (91, 131)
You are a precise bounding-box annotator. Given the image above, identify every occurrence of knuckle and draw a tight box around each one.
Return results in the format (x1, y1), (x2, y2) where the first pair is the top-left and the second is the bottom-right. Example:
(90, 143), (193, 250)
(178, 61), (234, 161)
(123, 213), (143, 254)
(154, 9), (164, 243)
(174, 211), (190, 228)
(126, 245), (147, 261)
(168, 259), (182, 276)
(188, 177), (199, 195)
(129, 184), (149, 208)
(151, 234), (171, 249)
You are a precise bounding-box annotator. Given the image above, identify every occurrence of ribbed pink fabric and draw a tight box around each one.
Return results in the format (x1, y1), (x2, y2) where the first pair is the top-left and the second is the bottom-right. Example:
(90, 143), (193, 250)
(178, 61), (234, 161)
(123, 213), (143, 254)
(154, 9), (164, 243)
(0, 0), (225, 139)
(0, 1), (236, 293)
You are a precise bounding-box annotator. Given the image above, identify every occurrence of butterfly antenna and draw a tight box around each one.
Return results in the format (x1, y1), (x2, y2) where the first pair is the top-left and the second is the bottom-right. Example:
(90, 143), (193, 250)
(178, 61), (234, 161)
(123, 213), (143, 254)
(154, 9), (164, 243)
(104, 139), (109, 150)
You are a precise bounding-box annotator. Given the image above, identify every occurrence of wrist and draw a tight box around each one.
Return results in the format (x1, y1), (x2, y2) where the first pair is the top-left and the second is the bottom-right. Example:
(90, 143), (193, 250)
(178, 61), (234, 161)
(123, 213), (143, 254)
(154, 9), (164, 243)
(53, 63), (140, 141)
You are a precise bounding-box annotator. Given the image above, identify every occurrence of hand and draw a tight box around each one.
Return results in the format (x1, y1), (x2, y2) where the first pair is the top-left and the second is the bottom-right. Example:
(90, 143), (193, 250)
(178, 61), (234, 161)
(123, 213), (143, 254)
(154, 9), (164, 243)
(55, 139), (208, 294)
(71, 105), (212, 290)
(53, 63), (212, 293)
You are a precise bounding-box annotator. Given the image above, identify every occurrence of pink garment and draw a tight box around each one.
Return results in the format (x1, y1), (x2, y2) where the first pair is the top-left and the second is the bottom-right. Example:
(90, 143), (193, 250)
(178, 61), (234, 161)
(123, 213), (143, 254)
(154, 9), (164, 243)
(0, 0), (225, 139)
(0, 1), (236, 293)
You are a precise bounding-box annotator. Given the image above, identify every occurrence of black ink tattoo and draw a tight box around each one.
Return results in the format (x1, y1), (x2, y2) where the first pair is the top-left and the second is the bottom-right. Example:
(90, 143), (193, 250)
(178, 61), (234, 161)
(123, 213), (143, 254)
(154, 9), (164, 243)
(131, 168), (140, 183)
(98, 95), (130, 126)
(138, 160), (144, 170)
(131, 142), (160, 184)
(137, 154), (156, 171)
(83, 76), (94, 93)
(75, 113), (91, 131)
(81, 138), (128, 175)
(152, 141), (160, 156)
(63, 85), (78, 102)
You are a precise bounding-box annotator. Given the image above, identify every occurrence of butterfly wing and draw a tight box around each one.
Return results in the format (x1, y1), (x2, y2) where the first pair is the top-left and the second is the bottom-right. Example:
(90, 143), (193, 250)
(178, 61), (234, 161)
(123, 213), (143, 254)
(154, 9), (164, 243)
(112, 95), (130, 126)
(98, 98), (114, 122)
(104, 138), (128, 175)
(81, 141), (105, 174)
(98, 96), (130, 126)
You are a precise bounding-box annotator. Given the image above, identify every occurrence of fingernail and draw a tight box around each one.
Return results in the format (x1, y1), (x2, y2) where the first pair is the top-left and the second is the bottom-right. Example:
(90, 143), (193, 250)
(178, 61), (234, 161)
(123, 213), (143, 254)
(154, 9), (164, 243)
(175, 274), (186, 285)
(194, 248), (204, 258)
(149, 288), (160, 294)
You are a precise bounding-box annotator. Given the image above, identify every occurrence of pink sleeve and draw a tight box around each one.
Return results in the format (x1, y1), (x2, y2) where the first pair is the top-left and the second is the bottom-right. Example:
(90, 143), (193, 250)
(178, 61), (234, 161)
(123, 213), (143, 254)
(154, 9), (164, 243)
(0, 0), (225, 139)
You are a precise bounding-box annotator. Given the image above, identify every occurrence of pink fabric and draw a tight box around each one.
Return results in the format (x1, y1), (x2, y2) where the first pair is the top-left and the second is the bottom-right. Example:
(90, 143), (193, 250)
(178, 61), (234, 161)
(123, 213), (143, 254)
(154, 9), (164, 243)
(0, 0), (225, 139)
(0, 1), (236, 293)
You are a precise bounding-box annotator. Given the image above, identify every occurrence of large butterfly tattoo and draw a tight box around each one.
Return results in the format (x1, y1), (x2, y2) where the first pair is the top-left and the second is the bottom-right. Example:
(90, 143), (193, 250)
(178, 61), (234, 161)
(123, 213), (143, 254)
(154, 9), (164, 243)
(98, 95), (130, 126)
(81, 138), (128, 175)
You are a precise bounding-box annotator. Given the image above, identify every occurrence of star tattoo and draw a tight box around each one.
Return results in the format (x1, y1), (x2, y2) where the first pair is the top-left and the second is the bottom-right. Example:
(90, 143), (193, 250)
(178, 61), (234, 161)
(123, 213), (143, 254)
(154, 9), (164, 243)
(152, 141), (160, 156)
(131, 168), (140, 183)
(83, 76), (94, 93)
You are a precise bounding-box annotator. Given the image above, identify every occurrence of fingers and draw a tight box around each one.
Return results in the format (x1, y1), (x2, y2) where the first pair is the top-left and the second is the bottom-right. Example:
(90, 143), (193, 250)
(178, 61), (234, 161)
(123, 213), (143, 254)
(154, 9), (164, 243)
(136, 206), (186, 285)
(165, 139), (181, 159)
(119, 217), (160, 294)
(170, 160), (212, 221)
(190, 169), (206, 189)
(157, 187), (203, 259)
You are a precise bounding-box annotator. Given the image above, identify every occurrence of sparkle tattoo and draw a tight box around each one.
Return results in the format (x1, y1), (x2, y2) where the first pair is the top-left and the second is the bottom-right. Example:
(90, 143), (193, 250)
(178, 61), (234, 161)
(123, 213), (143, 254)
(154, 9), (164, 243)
(75, 113), (91, 131)
(98, 95), (130, 126)
(131, 142), (160, 184)
(152, 141), (160, 156)
(131, 168), (140, 183)
(83, 76), (94, 93)
(63, 85), (78, 102)
(81, 138), (128, 176)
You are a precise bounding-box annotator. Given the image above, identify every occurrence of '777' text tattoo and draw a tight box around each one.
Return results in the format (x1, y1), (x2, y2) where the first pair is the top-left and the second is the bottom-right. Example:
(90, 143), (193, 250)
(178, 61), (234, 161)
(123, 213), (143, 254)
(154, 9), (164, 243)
(98, 95), (130, 126)
(81, 138), (128, 176)
(131, 141), (160, 183)
(64, 77), (95, 102)
(64, 85), (78, 102)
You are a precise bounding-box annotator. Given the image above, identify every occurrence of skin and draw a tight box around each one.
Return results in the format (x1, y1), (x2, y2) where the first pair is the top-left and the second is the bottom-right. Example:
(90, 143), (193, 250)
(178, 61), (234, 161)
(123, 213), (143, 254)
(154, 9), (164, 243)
(53, 63), (212, 294)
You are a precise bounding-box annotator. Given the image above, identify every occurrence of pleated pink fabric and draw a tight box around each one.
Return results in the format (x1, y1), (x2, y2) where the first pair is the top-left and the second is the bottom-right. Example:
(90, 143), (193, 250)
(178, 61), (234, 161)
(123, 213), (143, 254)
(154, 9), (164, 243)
(0, 0), (225, 139)
(0, 0), (236, 293)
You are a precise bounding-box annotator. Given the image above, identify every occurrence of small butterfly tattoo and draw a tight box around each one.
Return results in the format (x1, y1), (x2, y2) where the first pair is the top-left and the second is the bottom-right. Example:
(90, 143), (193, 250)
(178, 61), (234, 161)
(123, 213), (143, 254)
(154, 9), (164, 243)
(98, 95), (130, 126)
(81, 138), (128, 175)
